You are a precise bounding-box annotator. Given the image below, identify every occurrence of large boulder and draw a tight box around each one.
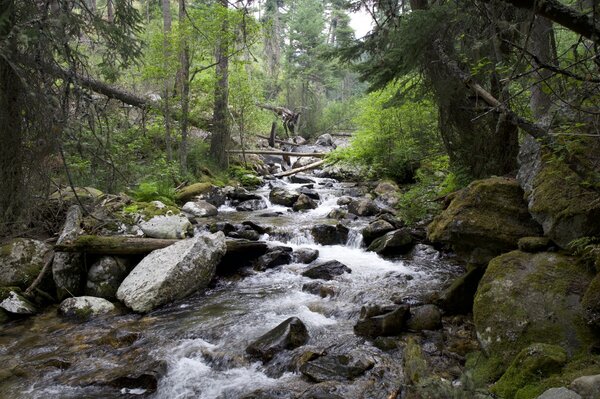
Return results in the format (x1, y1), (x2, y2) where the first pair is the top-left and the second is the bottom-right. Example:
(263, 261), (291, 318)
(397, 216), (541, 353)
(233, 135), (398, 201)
(428, 177), (542, 265)
(0, 238), (51, 289)
(182, 200), (218, 218)
(254, 247), (293, 271)
(311, 224), (349, 245)
(59, 296), (117, 319)
(299, 351), (375, 382)
(116, 232), (226, 313)
(236, 199), (268, 212)
(302, 260), (351, 280)
(139, 214), (192, 239)
(517, 137), (600, 249)
(175, 182), (212, 203)
(0, 291), (37, 315)
(315, 133), (334, 147)
(294, 248), (319, 264)
(367, 229), (413, 256)
(473, 251), (594, 372)
(85, 256), (132, 300)
(293, 194), (318, 211)
(246, 317), (309, 362)
(269, 187), (300, 207)
(570, 374), (600, 399)
(354, 304), (409, 338)
(53, 205), (85, 300)
(348, 198), (379, 217)
(362, 220), (396, 246)
(373, 180), (400, 208)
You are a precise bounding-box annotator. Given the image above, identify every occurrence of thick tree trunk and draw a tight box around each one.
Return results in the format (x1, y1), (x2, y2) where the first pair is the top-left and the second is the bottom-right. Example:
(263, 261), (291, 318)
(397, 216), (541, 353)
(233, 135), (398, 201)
(179, 0), (190, 173)
(530, 16), (555, 121)
(210, 0), (231, 168)
(162, 0), (173, 163)
(0, 0), (24, 232)
(107, 0), (114, 22)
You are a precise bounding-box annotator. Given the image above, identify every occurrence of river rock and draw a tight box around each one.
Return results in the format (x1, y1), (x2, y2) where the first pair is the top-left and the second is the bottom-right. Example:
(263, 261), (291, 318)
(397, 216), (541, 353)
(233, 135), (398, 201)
(406, 305), (442, 331)
(269, 187), (300, 207)
(217, 239), (268, 274)
(236, 199), (268, 212)
(53, 205), (85, 300)
(299, 351), (375, 382)
(229, 187), (262, 202)
(85, 256), (132, 299)
(298, 186), (320, 200)
(311, 224), (349, 245)
(373, 180), (400, 208)
(302, 281), (336, 298)
(362, 220), (395, 246)
(116, 232), (226, 313)
(0, 238), (52, 289)
(59, 296), (116, 319)
(473, 251), (594, 372)
(210, 222), (236, 235)
(293, 194), (318, 211)
(492, 343), (567, 399)
(290, 174), (315, 184)
(294, 248), (319, 264)
(302, 260), (351, 280)
(139, 214), (192, 239)
(246, 317), (309, 362)
(327, 208), (348, 220)
(254, 247), (293, 271)
(0, 291), (37, 314)
(367, 229), (413, 256)
(175, 182), (212, 203)
(348, 198), (379, 217)
(517, 136), (600, 249)
(354, 304), (409, 338)
(315, 134), (334, 147)
(537, 388), (582, 399)
(518, 236), (552, 253)
(229, 225), (261, 241)
(428, 177), (542, 265)
(570, 374), (600, 399)
(182, 200), (218, 217)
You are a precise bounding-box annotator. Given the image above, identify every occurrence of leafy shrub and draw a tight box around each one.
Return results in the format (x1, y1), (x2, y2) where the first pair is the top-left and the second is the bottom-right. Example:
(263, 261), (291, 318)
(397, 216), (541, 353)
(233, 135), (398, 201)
(130, 181), (176, 206)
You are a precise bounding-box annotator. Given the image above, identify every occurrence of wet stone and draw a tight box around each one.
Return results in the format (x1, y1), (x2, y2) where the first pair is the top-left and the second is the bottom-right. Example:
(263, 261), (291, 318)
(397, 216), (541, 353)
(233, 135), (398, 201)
(294, 248), (319, 264)
(353, 304), (409, 338)
(311, 224), (349, 245)
(299, 351), (375, 382)
(254, 249), (293, 271)
(246, 317), (309, 362)
(236, 199), (268, 212)
(302, 260), (351, 280)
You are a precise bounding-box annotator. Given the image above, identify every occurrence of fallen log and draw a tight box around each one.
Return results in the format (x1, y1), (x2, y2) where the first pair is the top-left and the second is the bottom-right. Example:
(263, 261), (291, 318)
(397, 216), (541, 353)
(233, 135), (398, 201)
(55, 235), (267, 256)
(226, 150), (327, 158)
(273, 159), (327, 177)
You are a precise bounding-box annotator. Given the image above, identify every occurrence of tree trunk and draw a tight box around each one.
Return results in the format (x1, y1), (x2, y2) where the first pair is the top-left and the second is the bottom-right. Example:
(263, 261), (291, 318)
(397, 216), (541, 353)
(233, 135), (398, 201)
(107, 0), (114, 22)
(530, 16), (555, 121)
(178, 0), (190, 174)
(162, 0), (173, 162)
(0, 0), (24, 233)
(210, 0), (231, 168)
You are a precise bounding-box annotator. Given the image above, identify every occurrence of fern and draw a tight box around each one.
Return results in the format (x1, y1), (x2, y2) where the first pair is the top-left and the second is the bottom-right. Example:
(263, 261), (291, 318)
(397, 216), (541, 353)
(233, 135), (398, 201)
(131, 181), (176, 206)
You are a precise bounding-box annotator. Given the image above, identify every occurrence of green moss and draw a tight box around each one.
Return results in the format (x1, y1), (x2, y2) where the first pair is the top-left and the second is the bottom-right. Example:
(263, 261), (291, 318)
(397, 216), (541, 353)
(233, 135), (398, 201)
(175, 182), (212, 203)
(465, 351), (506, 385)
(403, 337), (428, 385)
(121, 201), (181, 222)
(0, 287), (21, 301)
(491, 343), (567, 399)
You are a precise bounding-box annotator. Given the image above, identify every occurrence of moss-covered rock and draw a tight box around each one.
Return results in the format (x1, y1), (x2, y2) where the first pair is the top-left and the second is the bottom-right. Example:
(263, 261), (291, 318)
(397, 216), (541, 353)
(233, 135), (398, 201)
(175, 182), (213, 203)
(518, 236), (553, 253)
(492, 343), (567, 399)
(428, 177), (541, 265)
(122, 201), (181, 222)
(0, 239), (52, 289)
(49, 186), (103, 204)
(473, 251), (595, 375)
(518, 140), (600, 249)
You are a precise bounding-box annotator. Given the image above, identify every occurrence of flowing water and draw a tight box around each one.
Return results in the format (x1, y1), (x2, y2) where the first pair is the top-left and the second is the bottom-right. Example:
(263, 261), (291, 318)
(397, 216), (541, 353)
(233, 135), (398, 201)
(0, 177), (464, 399)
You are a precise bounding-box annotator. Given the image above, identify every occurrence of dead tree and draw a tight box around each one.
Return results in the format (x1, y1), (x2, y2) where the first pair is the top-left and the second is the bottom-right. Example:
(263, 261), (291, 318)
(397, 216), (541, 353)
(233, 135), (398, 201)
(257, 103), (301, 138)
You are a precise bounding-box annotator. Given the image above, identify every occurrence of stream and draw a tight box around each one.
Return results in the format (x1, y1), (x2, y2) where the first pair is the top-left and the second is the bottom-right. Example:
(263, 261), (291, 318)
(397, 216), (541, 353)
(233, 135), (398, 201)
(0, 176), (465, 399)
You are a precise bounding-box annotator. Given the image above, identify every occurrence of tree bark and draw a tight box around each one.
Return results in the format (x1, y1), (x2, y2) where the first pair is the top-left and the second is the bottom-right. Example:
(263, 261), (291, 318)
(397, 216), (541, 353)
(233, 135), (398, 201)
(529, 16), (555, 121)
(178, 0), (190, 174)
(210, 0), (231, 168)
(273, 159), (327, 177)
(107, 0), (114, 23)
(162, 0), (173, 162)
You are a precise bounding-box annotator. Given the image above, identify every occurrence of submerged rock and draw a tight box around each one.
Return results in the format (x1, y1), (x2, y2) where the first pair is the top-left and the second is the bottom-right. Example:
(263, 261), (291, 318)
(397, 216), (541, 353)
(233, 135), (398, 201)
(182, 200), (218, 217)
(59, 296), (116, 319)
(354, 304), (409, 338)
(300, 351), (375, 382)
(428, 177), (542, 265)
(367, 229), (413, 256)
(302, 260), (351, 280)
(116, 232), (226, 313)
(473, 251), (594, 372)
(139, 214), (192, 239)
(246, 317), (309, 362)
(0, 238), (52, 289)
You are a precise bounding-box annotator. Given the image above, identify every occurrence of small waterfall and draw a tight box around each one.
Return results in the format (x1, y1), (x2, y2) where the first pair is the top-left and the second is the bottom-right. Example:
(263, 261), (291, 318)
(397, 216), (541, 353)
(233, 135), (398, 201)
(346, 228), (364, 249)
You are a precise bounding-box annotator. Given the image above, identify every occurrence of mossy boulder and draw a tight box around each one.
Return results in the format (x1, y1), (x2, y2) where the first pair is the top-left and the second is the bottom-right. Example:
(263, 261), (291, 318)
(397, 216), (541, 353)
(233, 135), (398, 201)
(428, 177), (542, 265)
(0, 239), (52, 289)
(49, 186), (103, 204)
(518, 236), (553, 253)
(122, 201), (182, 222)
(581, 273), (600, 329)
(175, 182), (213, 203)
(473, 251), (595, 374)
(517, 138), (600, 249)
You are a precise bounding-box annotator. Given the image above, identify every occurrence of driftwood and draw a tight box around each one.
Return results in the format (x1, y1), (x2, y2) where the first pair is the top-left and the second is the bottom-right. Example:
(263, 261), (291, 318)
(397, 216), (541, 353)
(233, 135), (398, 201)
(257, 103), (301, 137)
(55, 235), (267, 256)
(226, 150), (327, 158)
(273, 159), (327, 177)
